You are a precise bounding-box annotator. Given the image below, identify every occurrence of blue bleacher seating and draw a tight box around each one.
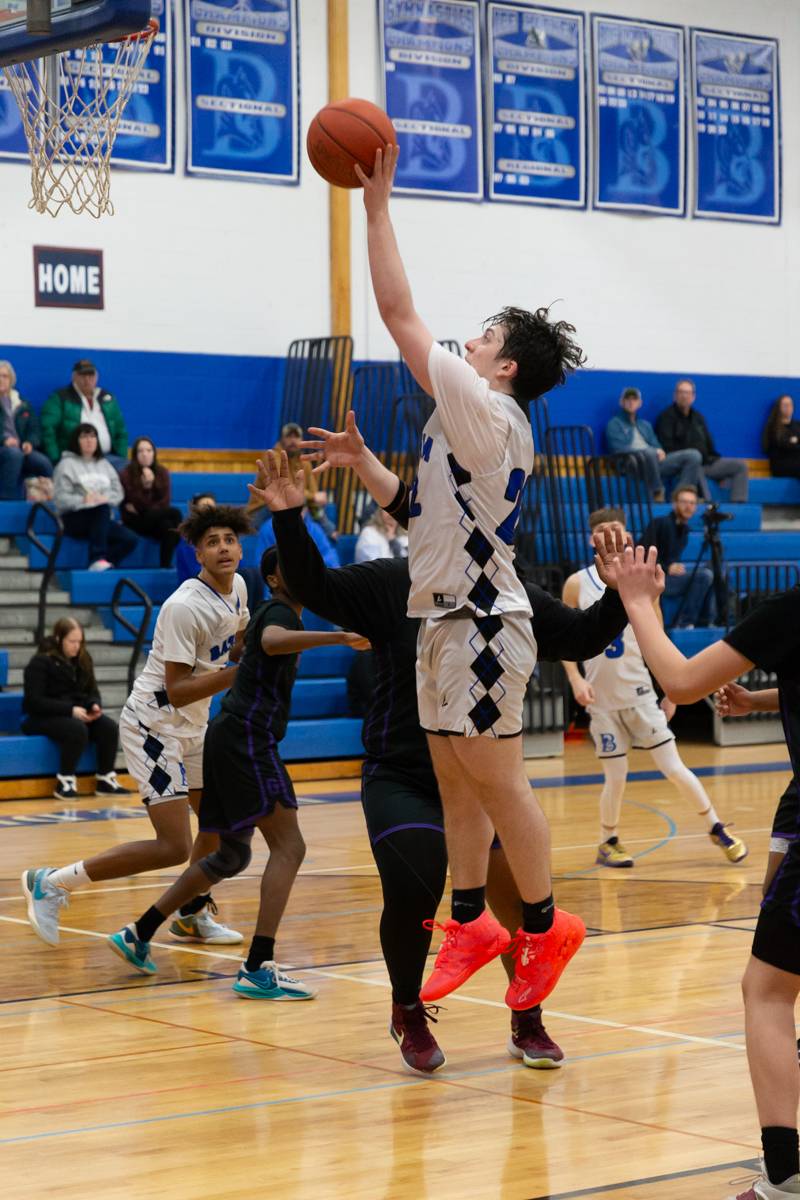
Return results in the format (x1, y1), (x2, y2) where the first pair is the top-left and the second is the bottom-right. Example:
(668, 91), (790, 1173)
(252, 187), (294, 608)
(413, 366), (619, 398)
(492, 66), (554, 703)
(170, 473), (251, 506)
(27, 534), (161, 571)
(0, 692), (22, 732)
(67, 568), (178, 606)
(0, 652), (8, 688)
(747, 478), (800, 505)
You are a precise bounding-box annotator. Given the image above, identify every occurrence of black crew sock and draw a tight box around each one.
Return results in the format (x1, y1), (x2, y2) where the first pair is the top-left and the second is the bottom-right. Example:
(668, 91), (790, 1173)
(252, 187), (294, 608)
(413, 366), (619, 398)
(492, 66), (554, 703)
(135, 906), (166, 944)
(246, 935), (275, 973)
(451, 886), (485, 924)
(179, 892), (211, 918)
(762, 1126), (800, 1186)
(522, 894), (555, 934)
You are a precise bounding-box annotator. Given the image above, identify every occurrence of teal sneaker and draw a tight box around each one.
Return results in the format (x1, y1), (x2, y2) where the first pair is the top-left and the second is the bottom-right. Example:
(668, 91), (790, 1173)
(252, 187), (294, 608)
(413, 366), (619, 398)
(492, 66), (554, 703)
(21, 867), (68, 945)
(233, 961), (317, 1001)
(108, 923), (157, 974)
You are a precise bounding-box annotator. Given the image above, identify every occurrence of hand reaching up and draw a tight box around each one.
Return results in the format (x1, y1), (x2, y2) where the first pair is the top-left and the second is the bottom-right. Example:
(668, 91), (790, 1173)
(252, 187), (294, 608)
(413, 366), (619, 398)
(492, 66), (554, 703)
(248, 449), (306, 512)
(301, 410), (365, 475)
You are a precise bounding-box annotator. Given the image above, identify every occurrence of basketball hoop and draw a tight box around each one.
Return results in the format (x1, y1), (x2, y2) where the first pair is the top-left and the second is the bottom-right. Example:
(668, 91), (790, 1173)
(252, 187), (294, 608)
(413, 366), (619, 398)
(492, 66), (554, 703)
(2, 16), (158, 217)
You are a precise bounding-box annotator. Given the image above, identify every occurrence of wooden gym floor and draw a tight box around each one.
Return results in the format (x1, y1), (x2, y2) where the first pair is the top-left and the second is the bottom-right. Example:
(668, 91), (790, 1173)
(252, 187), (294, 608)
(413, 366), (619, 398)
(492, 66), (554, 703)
(0, 739), (791, 1199)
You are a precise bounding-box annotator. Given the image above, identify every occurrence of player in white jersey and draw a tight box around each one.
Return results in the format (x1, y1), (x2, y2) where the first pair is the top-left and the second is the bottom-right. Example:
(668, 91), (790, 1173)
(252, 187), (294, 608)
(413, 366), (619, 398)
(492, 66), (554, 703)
(561, 508), (747, 868)
(22, 505), (254, 950)
(300, 145), (587, 1012)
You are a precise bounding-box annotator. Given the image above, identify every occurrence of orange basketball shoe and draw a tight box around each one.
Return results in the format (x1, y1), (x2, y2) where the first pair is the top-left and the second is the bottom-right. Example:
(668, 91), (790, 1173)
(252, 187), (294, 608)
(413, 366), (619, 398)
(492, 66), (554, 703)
(505, 908), (586, 1011)
(420, 910), (511, 1002)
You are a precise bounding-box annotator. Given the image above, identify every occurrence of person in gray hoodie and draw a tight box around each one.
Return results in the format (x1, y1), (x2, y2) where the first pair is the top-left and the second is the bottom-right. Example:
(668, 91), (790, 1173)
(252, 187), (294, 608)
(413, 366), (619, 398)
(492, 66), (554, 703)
(53, 423), (138, 570)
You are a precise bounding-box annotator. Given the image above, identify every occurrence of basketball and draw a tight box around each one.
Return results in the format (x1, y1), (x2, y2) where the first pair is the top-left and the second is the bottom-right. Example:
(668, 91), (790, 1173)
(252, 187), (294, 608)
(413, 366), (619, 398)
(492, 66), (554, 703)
(306, 98), (397, 189)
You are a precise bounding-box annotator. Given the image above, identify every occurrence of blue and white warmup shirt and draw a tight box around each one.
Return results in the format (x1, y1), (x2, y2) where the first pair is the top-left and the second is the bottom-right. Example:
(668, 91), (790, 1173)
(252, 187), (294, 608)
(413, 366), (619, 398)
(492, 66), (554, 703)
(407, 342), (534, 620)
(127, 575), (249, 735)
(577, 566), (655, 711)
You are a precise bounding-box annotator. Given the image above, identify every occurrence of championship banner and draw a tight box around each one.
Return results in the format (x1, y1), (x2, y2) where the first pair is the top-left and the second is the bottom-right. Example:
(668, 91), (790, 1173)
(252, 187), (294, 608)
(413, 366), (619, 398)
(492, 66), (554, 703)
(591, 15), (685, 216)
(379, 0), (482, 200)
(186, 0), (298, 183)
(487, 3), (585, 208)
(112, 0), (173, 170)
(691, 29), (780, 224)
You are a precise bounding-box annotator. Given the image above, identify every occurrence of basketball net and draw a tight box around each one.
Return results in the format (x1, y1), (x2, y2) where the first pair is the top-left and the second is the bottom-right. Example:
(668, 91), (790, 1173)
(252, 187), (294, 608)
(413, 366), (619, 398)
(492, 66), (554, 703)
(2, 17), (158, 218)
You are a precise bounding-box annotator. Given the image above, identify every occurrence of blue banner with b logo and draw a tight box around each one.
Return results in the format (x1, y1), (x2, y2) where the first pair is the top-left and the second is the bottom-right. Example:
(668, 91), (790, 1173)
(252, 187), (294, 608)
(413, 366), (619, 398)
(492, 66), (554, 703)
(691, 29), (781, 224)
(380, 0), (483, 200)
(591, 15), (685, 217)
(186, 0), (298, 183)
(487, 3), (586, 209)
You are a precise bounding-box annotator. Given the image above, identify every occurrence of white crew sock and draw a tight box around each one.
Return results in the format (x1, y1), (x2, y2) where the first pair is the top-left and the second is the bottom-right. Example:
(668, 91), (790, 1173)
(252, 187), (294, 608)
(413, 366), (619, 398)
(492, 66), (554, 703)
(599, 755), (629, 843)
(649, 740), (720, 830)
(48, 861), (91, 892)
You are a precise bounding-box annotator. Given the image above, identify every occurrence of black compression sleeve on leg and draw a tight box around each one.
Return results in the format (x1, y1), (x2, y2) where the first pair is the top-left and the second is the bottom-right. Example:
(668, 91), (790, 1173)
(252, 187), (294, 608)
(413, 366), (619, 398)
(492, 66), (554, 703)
(373, 827), (448, 1006)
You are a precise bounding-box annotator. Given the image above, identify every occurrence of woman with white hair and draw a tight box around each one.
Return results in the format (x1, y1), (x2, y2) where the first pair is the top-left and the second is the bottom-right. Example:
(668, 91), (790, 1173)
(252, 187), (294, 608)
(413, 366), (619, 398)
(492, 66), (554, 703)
(0, 360), (53, 500)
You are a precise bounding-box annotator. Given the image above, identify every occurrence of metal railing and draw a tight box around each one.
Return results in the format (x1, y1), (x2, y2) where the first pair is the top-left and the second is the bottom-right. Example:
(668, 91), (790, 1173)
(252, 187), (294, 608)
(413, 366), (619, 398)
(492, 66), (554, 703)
(26, 501), (63, 643)
(110, 577), (153, 694)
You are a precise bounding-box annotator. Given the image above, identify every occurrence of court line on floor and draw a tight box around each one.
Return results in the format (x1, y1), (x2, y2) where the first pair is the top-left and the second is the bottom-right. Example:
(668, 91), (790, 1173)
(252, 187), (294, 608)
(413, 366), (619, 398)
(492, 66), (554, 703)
(3, 910), (746, 1052)
(525, 1156), (757, 1200)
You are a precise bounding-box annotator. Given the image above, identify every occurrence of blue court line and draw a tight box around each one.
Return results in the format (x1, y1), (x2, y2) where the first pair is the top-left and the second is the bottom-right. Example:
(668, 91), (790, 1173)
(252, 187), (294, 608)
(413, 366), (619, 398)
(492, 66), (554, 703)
(0, 758), (790, 829)
(559, 797), (678, 877)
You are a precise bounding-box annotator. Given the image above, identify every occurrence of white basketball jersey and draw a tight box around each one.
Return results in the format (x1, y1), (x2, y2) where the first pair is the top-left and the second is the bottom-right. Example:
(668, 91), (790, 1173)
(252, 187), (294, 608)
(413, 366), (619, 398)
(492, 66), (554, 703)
(127, 574), (249, 734)
(576, 566), (655, 712)
(407, 343), (534, 620)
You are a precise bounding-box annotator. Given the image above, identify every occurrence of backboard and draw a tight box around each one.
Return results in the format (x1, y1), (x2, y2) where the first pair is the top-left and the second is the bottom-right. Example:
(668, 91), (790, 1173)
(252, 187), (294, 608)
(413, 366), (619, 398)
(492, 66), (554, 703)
(0, 0), (150, 66)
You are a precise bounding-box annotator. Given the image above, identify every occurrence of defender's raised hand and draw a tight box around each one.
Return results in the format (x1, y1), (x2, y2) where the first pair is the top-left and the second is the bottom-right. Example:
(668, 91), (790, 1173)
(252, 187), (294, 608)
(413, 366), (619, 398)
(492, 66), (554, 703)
(592, 524), (632, 590)
(248, 449), (305, 512)
(614, 544), (666, 606)
(301, 410), (366, 475)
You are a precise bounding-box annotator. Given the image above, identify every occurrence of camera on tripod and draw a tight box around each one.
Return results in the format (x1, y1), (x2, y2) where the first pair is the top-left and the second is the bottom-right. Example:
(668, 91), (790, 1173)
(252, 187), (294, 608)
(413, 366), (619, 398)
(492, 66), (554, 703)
(703, 502), (734, 529)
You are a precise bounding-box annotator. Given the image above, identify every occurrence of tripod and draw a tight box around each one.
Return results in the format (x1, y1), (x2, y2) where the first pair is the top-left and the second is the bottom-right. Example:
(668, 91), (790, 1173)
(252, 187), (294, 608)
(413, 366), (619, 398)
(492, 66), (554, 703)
(670, 509), (730, 629)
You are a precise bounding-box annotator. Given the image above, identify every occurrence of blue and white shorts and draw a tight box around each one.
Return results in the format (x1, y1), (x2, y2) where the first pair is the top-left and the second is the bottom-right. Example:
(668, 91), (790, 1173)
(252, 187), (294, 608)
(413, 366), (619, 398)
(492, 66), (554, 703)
(119, 705), (205, 806)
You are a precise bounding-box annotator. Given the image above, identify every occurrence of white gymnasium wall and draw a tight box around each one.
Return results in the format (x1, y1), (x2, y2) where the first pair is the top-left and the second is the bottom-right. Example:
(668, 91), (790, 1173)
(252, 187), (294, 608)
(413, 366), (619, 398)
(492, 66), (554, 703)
(349, 0), (800, 378)
(0, 0), (796, 372)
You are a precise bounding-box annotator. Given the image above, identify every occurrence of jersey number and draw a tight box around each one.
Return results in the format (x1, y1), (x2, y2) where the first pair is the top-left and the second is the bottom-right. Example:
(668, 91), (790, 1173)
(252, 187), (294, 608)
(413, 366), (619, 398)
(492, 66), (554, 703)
(494, 469), (526, 546)
(604, 637), (624, 659)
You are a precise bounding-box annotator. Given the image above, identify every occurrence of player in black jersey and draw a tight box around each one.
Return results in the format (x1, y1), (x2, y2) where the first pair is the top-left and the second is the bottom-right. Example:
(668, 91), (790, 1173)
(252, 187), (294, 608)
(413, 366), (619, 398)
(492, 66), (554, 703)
(253, 450), (630, 1075)
(109, 546), (367, 1000)
(597, 532), (800, 1200)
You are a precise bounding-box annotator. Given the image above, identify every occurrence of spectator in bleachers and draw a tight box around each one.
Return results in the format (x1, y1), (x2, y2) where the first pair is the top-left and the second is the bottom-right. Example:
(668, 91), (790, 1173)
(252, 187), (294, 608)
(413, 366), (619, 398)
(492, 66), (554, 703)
(605, 386), (703, 501)
(120, 437), (182, 567)
(355, 508), (408, 563)
(21, 617), (132, 800)
(656, 379), (749, 503)
(246, 421), (337, 541)
(41, 359), (128, 470)
(641, 485), (716, 628)
(0, 360), (53, 500)
(763, 394), (800, 480)
(256, 506), (340, 570)
(53, 423), (137, 571)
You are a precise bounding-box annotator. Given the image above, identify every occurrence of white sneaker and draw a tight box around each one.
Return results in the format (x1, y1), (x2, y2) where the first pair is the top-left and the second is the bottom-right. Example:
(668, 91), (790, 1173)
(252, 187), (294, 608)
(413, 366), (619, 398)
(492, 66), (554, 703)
(168, 899), (243, 944)
(21, 867), (69, 945)
(729, 1166), (800, 1199)
(88, 559), (113, 571)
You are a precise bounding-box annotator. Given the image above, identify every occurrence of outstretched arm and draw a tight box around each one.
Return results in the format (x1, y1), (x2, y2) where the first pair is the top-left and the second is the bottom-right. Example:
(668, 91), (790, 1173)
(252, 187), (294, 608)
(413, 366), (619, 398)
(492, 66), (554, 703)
(599, 539), (753, 702)
(299, 411), (401, 509)
(355, 147), (434, 396)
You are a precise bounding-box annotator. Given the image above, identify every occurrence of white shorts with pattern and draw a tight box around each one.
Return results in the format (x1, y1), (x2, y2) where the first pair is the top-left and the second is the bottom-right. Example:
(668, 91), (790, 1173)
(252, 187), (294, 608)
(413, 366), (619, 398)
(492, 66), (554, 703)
(119, 705), (205, 806)
(416, 612), (536, 738)
(588, 698), (674, 758)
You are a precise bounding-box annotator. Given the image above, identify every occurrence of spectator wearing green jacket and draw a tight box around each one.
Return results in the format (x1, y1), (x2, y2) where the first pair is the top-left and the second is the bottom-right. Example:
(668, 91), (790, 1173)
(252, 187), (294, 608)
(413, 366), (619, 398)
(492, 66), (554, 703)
(0, 359), (53, 500)
(41, 359), (128, 471)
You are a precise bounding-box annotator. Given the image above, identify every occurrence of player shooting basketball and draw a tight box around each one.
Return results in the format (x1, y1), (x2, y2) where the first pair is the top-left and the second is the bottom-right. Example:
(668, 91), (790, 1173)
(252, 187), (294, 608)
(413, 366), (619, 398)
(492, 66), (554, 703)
(302, 145), (587, 1011)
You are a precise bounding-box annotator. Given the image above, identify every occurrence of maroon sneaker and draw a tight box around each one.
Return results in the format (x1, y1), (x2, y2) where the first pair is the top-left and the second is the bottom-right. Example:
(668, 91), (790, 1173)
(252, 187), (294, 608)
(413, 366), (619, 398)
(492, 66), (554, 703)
(390, 1001), (446, 1077)
(508, 1005), (564, 1069)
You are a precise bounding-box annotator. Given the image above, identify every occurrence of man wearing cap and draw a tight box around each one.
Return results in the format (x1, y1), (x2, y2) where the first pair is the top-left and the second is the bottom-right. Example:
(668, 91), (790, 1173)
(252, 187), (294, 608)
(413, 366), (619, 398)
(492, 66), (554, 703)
(606, 386), (703, 501)
(41, 360), (129, 471)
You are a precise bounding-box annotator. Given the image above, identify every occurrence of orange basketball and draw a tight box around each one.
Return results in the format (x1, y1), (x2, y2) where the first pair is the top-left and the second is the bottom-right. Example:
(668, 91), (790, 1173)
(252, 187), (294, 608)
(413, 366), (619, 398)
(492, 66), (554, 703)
(307, 98), (398, 189)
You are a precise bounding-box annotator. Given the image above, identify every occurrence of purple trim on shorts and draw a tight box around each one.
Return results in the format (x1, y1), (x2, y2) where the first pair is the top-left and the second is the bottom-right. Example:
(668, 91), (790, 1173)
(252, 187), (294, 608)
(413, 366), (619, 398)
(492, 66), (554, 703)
(371, 821), (444, 847)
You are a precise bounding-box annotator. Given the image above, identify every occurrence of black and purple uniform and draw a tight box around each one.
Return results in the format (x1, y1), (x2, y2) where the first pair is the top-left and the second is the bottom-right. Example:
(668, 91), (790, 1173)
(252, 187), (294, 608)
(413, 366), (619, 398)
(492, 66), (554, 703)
(199, 598), (301, 833)
(724, 588), (800, 973)
(271, 505), (628, 1004)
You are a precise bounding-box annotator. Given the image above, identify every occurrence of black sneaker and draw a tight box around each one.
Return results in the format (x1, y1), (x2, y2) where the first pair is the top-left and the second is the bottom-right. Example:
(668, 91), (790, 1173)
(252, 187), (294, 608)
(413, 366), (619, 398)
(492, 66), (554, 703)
(54, 774), (78, 800)
(95, 772), (134, 797)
